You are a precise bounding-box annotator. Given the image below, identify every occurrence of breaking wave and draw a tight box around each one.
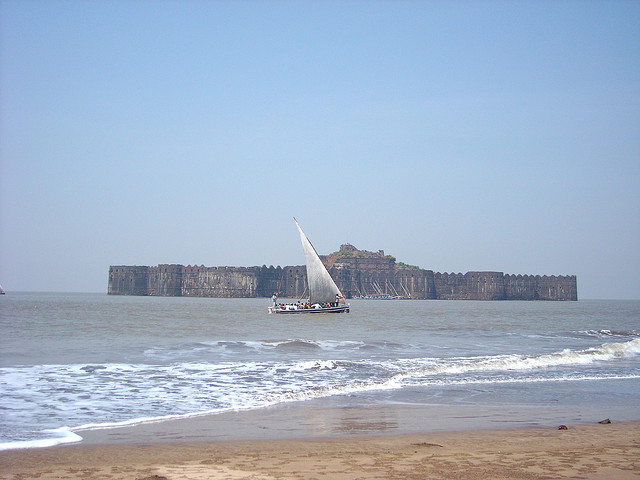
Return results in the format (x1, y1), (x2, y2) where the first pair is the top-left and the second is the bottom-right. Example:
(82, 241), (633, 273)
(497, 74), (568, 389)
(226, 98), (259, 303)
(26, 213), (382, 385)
(2, 338), (638, 451)
(580, 329), (640, 338)
(400, 338), (640, 378)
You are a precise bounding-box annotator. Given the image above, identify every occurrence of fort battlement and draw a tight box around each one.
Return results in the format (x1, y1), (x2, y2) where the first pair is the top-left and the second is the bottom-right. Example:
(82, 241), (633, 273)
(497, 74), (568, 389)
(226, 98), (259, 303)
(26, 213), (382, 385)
(109, 245), (577, 301)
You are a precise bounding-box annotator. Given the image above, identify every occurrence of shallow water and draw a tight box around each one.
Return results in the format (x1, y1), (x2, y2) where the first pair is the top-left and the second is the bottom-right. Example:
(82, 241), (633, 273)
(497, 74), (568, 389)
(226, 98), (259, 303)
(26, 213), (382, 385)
(1, 293), (638, 449)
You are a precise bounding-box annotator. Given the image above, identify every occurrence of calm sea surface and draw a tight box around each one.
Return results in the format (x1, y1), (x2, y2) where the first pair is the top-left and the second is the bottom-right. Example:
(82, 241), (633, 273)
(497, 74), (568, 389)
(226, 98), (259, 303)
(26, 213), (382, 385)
(1, 293), (639, 449)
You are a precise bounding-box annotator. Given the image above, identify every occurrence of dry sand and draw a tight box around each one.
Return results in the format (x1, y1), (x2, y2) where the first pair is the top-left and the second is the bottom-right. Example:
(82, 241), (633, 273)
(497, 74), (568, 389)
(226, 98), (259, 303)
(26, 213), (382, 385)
(1, 421), (638, 479)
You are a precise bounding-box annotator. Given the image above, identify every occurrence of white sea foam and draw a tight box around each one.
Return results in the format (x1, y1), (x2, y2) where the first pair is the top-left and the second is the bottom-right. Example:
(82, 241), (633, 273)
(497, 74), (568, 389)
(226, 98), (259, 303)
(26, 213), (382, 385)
(290, 360), (341, 371)
(423, 373), (640, 387)
(0, 427), (82, 451)
(580, 329), (640, 338)
(392, 338), (640, 380)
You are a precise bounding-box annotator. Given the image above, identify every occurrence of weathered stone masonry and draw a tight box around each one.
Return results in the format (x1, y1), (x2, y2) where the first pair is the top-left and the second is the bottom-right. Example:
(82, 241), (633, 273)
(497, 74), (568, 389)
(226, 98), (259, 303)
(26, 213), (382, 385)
(109, 244), (577, 301)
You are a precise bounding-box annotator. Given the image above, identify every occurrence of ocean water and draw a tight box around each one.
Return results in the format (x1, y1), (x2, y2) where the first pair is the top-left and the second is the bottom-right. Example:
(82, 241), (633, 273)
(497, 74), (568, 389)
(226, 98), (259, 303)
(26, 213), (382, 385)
(1, 293), (639, 450)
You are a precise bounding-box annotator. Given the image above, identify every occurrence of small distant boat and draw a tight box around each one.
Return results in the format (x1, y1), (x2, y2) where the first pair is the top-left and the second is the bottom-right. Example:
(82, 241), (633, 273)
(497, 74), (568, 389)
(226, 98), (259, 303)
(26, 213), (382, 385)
(0, 284), (5, 295)
(269, 218), (349, 314)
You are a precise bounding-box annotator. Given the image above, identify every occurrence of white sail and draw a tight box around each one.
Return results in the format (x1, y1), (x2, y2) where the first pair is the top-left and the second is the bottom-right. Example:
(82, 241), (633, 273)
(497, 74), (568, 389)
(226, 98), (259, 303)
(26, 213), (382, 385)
(294, 218), (343, 304)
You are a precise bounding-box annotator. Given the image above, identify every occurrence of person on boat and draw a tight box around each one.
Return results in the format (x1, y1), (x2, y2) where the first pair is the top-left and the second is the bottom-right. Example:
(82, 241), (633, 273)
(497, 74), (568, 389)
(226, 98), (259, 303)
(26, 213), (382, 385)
(271, 293), (277, 307)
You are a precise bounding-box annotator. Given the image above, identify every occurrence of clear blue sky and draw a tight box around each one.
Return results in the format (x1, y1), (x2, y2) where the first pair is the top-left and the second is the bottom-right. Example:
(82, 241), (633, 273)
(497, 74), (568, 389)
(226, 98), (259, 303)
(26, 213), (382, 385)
(1, 0), (639, 299)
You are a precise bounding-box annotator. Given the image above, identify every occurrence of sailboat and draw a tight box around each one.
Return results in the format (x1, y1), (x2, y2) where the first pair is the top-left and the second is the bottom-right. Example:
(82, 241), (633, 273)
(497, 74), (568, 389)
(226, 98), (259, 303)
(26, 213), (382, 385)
(0, 284), (5, 295)
(268, 218), (350, 314)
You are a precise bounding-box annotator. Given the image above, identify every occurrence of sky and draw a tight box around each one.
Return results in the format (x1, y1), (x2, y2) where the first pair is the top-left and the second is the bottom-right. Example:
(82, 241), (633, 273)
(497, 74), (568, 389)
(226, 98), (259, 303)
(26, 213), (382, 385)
(1, 1), (639, 299)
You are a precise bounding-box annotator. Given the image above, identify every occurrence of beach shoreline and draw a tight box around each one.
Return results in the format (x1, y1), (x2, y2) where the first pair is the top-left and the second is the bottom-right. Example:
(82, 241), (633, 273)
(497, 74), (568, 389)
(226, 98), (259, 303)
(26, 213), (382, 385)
(1, 420), (638, 479)
(69, 399), (640, 447)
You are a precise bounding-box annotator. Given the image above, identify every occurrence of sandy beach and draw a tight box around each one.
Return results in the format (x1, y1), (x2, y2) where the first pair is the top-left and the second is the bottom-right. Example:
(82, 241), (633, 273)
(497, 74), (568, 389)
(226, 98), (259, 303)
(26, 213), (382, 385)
(1, 421), (638, 479)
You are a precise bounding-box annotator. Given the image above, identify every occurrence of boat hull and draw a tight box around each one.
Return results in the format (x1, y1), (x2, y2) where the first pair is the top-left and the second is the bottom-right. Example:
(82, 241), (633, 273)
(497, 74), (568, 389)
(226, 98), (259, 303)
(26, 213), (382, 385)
(269, 305), (350, 314)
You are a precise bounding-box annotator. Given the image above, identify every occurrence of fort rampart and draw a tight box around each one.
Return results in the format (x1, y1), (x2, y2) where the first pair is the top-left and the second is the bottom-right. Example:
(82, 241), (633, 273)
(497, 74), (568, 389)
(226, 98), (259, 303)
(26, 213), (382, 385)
(108, 244), (577, 301)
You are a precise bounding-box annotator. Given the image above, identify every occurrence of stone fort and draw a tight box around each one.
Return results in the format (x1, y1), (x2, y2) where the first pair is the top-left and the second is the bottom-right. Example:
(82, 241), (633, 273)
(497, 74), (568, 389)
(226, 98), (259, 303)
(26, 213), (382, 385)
(108, 244), (577, 301)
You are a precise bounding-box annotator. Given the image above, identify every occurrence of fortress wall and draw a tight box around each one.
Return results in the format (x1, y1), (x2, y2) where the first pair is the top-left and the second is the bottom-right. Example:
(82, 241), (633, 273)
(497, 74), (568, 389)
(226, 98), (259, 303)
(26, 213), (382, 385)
(433, 272), (467, 300)
(535, 275), (578, 301)
(388, 269), (435, 299)
(108, 255), (577, 301)
(255, 266), (284, 298)
(327, 258), (433, 299)
(147, 264), (183, 296)
(180, 265), (207, 296)
(431, 272), (578, 301)
(433, 272), (506, 300)
(504, 274), (577, 301)
(280, 266), (307, 298)
(108, 266), (149, 295)
(353, 269), (393, 298)
(182, 266), (261, 298)
(466, 271), (506, 300)
(503, 274), (538, 300)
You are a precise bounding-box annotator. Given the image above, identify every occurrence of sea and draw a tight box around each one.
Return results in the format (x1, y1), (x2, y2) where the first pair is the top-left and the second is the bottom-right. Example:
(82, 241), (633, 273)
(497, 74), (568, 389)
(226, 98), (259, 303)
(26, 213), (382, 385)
(1, 292), (639, 450)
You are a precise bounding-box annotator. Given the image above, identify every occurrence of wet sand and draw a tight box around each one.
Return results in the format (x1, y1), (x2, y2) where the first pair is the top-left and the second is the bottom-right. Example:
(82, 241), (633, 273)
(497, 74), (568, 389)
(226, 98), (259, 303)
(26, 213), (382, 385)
(73, 401), (640, 446)
(1, 420), (638, 479)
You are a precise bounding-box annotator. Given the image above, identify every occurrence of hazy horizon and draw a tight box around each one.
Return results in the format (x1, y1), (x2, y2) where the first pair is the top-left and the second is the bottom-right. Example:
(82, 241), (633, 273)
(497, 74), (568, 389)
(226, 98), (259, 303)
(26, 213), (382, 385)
(1, 1), (639, 300)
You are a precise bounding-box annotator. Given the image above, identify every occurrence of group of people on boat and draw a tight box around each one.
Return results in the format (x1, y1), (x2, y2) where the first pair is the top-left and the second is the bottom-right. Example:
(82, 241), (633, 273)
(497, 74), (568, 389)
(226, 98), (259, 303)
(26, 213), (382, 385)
(274, 301), (339, 311)
(271, 293), (342, 311)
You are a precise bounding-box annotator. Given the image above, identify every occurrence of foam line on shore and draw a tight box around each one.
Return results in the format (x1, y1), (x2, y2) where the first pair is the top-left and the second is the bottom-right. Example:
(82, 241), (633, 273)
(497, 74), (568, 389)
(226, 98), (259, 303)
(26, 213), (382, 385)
(0, 428), (82, 451)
